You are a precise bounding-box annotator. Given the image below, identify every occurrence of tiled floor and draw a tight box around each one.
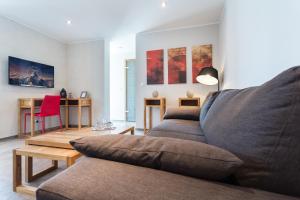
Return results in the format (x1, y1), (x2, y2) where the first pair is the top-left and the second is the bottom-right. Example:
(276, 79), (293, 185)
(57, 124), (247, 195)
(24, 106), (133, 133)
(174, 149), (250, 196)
(0, 123), (142, 200)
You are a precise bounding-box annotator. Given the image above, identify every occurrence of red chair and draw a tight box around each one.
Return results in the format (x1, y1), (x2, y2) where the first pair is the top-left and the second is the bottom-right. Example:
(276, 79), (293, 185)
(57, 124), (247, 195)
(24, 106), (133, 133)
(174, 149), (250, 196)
(24, 95), (63, 134)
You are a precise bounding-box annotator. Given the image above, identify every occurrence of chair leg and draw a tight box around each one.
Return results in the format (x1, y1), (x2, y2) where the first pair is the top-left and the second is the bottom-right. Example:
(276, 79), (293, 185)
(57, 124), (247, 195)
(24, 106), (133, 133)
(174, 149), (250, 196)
(42, 117), (45, 134)
(59, 115), (63, 129)
(38, 117), (41, 134)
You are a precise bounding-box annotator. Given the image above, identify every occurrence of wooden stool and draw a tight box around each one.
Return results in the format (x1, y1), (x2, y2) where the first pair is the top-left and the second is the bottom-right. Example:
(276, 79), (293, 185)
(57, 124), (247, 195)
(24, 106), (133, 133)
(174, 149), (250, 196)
(13, 145), (81, 196)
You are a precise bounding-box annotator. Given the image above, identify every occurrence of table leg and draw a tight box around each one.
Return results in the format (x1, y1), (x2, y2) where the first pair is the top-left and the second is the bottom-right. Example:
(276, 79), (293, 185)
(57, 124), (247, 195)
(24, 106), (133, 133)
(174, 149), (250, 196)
(144, 104), (147, 134)
(78, 101), (82, 129)
(160, 103), (164, 121)
(149, 107), (152, 129)
(18, 102), (22, 138)
(67, 158), (75, 167)
(30, 99), (35, 137)
(88, 104), (92, 127)
(13, 150), (22, 192)
(65, 100), (69, 129)
(130, 127), (135, 135)
(25, 156), (33, 182)
(13, 150), (38, 196)
(25, 158), (58, 183)
(52, 160), (58, 168)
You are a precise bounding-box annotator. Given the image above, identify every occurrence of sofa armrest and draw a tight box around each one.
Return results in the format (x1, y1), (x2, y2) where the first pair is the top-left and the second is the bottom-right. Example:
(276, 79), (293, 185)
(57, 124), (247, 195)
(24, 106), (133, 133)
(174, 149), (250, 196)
(163, 107), (200, 121)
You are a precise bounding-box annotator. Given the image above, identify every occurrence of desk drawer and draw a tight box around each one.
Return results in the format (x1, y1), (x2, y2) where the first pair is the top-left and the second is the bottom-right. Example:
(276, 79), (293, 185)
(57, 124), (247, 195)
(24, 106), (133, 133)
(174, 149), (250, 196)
(19, 99), (32, 108)
(81, 99), (91, 106)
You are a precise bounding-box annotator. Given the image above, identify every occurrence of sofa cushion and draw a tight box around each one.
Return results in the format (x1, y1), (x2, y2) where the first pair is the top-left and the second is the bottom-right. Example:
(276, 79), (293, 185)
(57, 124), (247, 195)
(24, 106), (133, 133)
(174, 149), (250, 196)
(148, 119), (206, 142)
(163, 107), (200, 121)
(70, 135), (243, 181)
(37, 157), (299, 200)
(200, 91), (220, 127)
(202, 66), (300, 197)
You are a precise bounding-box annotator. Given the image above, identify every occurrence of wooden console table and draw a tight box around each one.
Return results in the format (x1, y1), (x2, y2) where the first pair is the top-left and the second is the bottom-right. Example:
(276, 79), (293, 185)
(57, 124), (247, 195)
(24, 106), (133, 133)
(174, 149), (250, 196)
(179, 98), (200, 107)
(18, 98), (92, 137)
(144, 98), (166, 134)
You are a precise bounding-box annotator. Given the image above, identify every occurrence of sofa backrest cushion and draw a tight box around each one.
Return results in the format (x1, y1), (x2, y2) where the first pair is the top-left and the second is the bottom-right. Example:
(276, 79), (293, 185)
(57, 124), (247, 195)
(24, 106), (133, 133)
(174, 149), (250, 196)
(201, 66), (300, 197)
(200, 91), (221, 127)
(70, 135), (243, 181)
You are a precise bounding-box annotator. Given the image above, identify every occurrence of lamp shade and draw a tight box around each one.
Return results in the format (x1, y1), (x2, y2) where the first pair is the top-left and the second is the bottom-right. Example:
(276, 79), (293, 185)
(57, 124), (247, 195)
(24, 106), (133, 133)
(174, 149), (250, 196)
(196, 66), (219, 86)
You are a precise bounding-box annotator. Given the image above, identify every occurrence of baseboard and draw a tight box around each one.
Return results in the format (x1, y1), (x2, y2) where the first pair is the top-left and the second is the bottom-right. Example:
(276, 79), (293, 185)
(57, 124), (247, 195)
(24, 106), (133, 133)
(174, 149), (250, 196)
(22, 126), (66, 135)
(67, 125), (90, 128)
(22, 125), (90, 135)
(135, 128), (144, 131)
(0, 135), (18, 142)
(2, 125), (91, 140)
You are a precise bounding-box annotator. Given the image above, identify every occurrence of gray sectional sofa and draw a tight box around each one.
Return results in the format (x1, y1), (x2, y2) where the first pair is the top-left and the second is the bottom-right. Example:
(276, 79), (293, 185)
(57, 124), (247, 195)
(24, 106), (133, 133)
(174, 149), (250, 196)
(37, 66), (300, 200)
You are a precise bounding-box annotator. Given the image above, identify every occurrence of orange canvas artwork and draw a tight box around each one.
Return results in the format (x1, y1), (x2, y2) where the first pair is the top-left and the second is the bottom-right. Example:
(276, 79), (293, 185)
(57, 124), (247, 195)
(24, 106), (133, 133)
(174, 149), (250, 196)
(147, 49), (164, 84)
(192, 44), (212, 83)
(168, 47), (186, 84)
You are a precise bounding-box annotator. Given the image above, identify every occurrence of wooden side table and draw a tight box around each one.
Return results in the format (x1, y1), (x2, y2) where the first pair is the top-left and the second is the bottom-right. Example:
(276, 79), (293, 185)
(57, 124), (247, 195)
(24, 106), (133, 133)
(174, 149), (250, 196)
(13, 145), (81, 196)
(144, 98), (166, 134)
(179, 98), (200, 107)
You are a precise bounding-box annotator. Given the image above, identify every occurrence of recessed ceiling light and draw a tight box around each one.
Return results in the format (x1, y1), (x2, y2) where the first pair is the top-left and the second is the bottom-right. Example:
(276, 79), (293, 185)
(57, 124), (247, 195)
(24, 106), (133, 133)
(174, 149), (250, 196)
(66, 20), (72, 25)
(161, 1), (167, 8)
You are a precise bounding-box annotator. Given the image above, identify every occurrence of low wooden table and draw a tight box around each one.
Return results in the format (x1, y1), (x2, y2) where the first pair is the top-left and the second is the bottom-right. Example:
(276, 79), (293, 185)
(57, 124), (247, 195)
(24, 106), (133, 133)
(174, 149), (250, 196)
(13, 145), (81, 196)
(26, 126), (135, 149)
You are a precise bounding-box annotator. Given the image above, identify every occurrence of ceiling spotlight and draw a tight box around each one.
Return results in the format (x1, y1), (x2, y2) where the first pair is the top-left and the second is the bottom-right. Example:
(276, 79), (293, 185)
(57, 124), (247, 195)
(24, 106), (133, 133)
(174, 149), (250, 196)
(66, 20), (72, 25)
(161, 1), (167, 8)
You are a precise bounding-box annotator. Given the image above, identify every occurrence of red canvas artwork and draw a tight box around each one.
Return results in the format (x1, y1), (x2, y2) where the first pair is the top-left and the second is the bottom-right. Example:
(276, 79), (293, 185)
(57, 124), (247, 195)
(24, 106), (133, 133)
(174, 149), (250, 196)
(168, 47), (186, 84)
(147, 49), (164, 84)
(192, 44), (213, 83)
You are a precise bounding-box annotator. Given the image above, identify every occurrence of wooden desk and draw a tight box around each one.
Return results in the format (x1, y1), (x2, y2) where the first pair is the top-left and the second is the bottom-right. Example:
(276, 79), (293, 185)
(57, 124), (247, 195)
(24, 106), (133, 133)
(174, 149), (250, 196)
(18, 98), (92, 137)
(144, 98), (166, 134)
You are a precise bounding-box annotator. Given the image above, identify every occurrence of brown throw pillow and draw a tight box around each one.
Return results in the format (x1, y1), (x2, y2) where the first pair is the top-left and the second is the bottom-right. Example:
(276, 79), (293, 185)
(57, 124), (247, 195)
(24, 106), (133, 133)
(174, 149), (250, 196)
(163, 107), (200, 121)
(70, 135), (243, 181)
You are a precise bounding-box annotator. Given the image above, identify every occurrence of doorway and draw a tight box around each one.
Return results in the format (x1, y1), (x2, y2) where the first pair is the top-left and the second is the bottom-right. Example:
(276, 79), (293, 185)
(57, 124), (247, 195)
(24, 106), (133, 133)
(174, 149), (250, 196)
(125, 59), (136, 122)
(109, 35), (136, 122)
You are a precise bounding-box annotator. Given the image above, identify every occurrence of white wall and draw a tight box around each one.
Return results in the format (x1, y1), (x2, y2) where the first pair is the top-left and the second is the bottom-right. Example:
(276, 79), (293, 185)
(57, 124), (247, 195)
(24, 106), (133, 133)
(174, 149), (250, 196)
(66, 40), (105, 125)
(136, 24), (220, 129)
(220, 0), (300, 89)
(0, 16), (67, 138)
(103, 39), (111, 120)
(0, 16), (107, 139)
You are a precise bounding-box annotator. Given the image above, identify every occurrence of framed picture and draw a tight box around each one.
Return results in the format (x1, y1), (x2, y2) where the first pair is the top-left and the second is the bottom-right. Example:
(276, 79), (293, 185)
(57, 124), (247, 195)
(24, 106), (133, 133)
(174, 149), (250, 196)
(192, 44), (213, 83)
(80, 91), (88, 98)
(168, 47), (187, 84)
(147, 49), (164, 84)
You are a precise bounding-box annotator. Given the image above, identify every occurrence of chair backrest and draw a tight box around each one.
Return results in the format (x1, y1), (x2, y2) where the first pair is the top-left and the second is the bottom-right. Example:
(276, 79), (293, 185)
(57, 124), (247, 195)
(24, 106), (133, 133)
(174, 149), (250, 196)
(40, 95), (61, 116)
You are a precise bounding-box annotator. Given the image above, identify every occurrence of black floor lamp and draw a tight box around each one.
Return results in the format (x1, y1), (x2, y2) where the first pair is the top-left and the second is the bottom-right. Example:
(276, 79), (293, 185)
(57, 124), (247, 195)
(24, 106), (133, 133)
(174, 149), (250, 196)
(196, 66), (219, 91)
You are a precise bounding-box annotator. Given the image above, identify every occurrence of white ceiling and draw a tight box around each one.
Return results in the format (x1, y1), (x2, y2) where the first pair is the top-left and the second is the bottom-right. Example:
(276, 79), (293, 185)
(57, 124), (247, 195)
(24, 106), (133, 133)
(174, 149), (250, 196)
(0, 0), (224, 43)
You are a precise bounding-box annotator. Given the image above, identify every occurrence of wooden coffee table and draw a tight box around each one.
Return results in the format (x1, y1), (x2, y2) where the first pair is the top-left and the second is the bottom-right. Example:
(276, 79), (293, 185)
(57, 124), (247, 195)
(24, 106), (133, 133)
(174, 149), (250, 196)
(13, 125), (135, 196)
(25, 126), (135, 149)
